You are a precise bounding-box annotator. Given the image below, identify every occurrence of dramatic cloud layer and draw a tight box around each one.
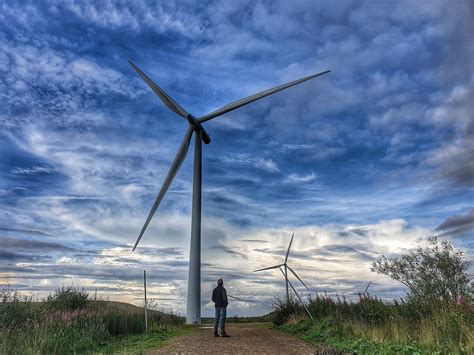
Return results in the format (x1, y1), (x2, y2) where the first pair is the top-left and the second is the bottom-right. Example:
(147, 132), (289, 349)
(1, 0), (472, 316)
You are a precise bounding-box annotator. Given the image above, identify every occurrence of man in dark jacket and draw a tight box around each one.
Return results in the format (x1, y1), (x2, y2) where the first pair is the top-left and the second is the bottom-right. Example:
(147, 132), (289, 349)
(212, 278), (230, 337)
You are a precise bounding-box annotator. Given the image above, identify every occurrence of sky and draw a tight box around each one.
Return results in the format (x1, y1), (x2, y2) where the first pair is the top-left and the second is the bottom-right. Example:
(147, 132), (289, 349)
(0, 0), (473, 317)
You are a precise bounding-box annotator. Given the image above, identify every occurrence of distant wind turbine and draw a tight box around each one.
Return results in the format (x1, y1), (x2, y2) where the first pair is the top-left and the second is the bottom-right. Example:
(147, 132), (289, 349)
(254, 233), (313, 319)
(129, 61), (330, 324)
(360, 280), (372, 296)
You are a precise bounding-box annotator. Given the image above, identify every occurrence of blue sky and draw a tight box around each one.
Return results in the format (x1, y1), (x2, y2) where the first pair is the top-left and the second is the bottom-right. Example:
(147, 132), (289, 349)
(1, 0), (473, 317)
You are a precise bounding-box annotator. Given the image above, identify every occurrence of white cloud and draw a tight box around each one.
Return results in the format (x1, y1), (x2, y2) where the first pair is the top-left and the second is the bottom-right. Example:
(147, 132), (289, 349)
(10, 166), (56, 175)
(0, 34), (143, 131)
(200, 218), (432, 314)
(257, 158), (280, 173)
(59, 1), (205, 37)
(221, 154), (280, 173)
(284, 171), (318, 184)
(13, 125), (179, 196)
(57, 256), (75, 265)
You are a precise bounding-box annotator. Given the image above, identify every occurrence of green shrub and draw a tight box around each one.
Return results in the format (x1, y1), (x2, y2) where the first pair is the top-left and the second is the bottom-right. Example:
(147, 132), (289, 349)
(0, 287), (40, 330)
(372, 237), (472, 303)
(46, 285), (89, 310)
(271, 298), (305, 326)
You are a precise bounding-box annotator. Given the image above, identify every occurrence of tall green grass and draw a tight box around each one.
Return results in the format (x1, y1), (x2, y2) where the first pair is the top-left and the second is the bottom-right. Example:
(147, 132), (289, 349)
(0, 286), (182, 354)
(273, 293), (473, 353)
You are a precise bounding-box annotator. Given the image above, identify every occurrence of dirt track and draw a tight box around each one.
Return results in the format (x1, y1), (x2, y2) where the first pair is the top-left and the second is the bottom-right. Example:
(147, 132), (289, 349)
(149, 323), (326, 354)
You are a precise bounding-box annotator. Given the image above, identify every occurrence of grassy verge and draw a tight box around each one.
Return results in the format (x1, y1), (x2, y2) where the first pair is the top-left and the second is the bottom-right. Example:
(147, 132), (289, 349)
(273, 295), (473, 354)
(94, 326), (194, 354)
(0, 286), (185, 354)
(280, 319), (429, 354)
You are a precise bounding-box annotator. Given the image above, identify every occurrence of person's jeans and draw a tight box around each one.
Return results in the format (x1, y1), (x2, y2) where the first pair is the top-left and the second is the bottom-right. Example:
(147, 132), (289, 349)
(213, 307), (226, 334)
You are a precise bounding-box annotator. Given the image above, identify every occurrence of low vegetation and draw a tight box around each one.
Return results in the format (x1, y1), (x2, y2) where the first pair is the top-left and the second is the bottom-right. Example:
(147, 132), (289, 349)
(274, 237), (473, 353)
(0, 286), (183, 354)
(274, 293), (473, 353)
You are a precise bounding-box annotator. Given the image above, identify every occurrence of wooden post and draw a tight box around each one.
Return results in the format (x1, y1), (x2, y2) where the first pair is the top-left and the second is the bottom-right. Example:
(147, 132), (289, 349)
(144, 270), (148, 332)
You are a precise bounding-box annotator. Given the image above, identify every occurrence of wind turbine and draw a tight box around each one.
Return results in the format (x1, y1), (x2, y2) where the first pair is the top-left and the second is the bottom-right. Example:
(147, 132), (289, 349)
(129, 61), (329, 324)
(254, 233), (313, 319)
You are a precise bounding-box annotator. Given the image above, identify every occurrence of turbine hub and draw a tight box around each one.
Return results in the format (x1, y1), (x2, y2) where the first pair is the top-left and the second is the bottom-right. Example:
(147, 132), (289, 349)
(186, 114), (211, 144)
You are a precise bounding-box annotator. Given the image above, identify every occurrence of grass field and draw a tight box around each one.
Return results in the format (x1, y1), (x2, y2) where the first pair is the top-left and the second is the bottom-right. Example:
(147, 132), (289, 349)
(94, 327), (194, 354)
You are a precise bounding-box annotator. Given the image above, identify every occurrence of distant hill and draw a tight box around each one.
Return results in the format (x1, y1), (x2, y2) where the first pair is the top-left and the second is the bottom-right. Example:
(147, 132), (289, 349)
(94, 300), (177, 318)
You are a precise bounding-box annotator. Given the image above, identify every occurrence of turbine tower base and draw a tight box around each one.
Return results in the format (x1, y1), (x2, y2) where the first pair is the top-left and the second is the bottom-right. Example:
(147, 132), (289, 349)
(186, 130), (202, 324)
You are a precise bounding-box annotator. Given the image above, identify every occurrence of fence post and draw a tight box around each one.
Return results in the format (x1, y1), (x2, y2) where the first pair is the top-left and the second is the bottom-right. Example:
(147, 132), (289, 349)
(144, 270), (148, 332)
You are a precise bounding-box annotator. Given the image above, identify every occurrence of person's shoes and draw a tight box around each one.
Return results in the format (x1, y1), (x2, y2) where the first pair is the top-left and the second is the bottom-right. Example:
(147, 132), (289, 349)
(214, 333), (219, 337)
(221, 332), (230, 337)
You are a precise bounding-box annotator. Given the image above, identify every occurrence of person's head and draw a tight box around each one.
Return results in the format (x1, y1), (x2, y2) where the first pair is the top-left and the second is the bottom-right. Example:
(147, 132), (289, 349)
(217, 278), (223, 286)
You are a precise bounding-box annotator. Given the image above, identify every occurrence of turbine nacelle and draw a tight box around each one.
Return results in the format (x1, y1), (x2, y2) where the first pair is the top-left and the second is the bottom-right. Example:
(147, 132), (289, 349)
(186, 113), (211, 144)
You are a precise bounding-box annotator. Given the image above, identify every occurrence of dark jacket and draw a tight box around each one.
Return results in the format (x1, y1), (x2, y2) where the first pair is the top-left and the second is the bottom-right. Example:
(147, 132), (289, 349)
(212, 285), (228, 308)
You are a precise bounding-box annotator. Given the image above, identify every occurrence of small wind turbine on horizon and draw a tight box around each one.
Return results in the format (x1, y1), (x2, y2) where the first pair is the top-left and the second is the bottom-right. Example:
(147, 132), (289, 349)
(359, 280), (372, 297)
(254, 233), (314, 319)
(129, 60), (329, 324)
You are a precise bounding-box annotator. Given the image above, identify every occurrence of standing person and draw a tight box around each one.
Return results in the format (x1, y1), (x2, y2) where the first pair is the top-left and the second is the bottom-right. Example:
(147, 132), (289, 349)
(212, 278), (230, 337)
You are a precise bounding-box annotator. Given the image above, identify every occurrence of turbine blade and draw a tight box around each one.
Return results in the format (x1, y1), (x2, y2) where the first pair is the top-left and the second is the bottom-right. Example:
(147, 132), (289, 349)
(287, 278), (300, 299)
(228, 295), (264, 304)
(132, 127), (194, 251)
(287, 265), (310, 291)
(279, 266), (290, 295)
(228, 295), (244, 302)
(254, 264), (284, 272)
(198, 70), (330, 123)
(285, 233), (294, 263)
(129, 61), (188, 118)
(364, 280), (372, 294)
(287, 278), (314, 320)
(228, 295), (247, 302)
(279, 266), (288, 282)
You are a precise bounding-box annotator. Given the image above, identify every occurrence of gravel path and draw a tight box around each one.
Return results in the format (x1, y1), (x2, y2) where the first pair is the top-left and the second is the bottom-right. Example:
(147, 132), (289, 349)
(149, 323), (324, 354)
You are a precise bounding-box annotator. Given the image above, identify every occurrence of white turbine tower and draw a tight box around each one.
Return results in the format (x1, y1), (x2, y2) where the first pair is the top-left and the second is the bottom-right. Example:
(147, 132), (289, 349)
(254, 233), (313, 319)
(129, 61), (329, 324)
